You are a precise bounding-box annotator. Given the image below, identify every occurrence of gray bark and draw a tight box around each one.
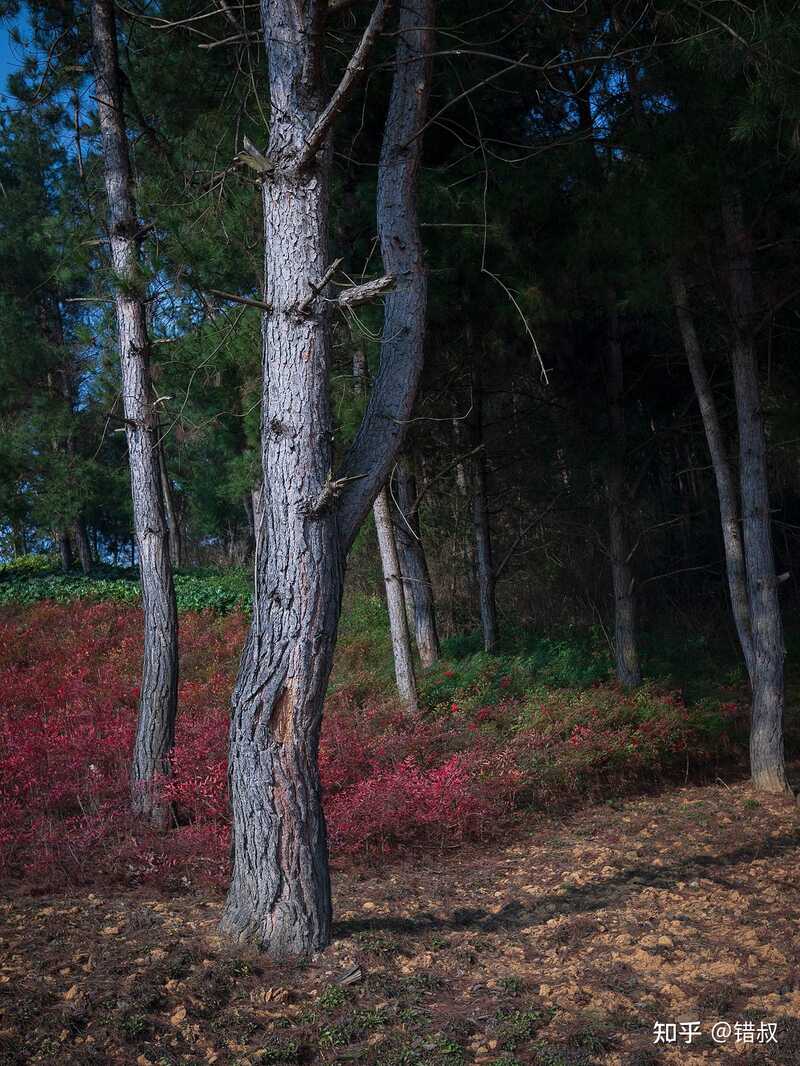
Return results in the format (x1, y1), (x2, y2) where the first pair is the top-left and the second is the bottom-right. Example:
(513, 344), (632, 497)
(374, 485), (418, 709)
(393, 454), (440, 667)
(335, 0), (433, 551)
(722, 189), (789, 795)
(222, 0), (433, 959)
(158, 439), (183, 569)
(669, 261), (755, 682)
(605, 306), (642, 688)
(92, 0), (179, 828)
(354, 345), (425, 694)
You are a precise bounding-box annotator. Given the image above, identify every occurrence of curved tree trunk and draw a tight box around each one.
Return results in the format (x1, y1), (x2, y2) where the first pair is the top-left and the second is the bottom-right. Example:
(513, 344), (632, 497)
(92, 0), (179, 828)
(393, 454), (440, 667)
(221, 0), (432, 958)
(374, 485), (418, 709)
(669, 261), (754, 681)
(605, 305), (642, 688)
(221, 0), (376, 958)
(722, 189), (789, 795)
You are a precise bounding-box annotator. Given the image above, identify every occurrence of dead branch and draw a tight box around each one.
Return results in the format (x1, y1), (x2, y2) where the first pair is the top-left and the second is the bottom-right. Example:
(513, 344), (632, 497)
(336, 274), (395, 308)
(296, 0), (392, 170)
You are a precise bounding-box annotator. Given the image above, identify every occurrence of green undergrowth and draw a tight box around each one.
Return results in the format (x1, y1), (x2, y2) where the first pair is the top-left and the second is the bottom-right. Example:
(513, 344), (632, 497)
(0, 554), (251, 613)
(2, 559), (795, 748)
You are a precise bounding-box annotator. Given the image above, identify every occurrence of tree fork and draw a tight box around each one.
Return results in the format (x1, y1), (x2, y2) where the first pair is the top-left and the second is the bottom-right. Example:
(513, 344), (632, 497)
(221, 0), (433, 957)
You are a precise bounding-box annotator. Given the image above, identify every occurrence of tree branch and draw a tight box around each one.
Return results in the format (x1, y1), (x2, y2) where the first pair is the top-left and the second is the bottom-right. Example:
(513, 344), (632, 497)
(337, 273), (395, 307)
(493, 499), (557, 582)
(296, 0), (392, 170)
(205, 288), (271, 311)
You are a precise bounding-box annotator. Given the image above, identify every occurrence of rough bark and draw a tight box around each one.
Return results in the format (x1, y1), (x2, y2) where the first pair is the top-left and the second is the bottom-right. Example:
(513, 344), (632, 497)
(604, 306), (642, 688)
(74, 517), (93, 574)
(221, 0), (432, 958)
(221, 58), (340, 951)
(722, 189), (790, 794)
(669, 261), (755, 682)
(92, 0), (179, 828)
(470, 369), (498, 654)
(374, 485), (418, 709)
(393, 454), (440, 667)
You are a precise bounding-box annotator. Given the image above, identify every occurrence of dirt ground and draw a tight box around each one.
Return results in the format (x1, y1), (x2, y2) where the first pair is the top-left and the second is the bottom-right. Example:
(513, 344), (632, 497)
(1, 778), (799, 1066)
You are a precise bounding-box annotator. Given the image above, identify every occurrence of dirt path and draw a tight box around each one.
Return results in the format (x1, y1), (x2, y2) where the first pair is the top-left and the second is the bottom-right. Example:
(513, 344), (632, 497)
(1, 778), (798, 1065)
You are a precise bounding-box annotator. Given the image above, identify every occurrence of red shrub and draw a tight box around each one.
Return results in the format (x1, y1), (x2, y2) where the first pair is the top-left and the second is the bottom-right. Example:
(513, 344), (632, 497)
(0, 602), (728, 891)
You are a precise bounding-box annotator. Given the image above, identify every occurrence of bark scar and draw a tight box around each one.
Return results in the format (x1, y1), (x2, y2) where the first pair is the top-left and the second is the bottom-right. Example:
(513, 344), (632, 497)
(270, 685), (293, 745)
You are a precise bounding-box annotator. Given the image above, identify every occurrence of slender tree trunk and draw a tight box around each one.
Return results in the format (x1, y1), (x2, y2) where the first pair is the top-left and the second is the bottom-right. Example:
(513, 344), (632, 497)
(353, 344), (418, 699)
(722, 188), (789, 794)
(354, 337), (422, 698)
(58, 530), (73, 572)
(605, 306), (642, 687)
(393, 454), (440, 667)
(74, 517), (93, 574)
(669, 261), (754, 681)
(221, 0), (431, 957)
(92, 0), (179, 828)
(470, 369), (498, 653)
(374, 485), (418, 708)
(158, 439), (183, 569)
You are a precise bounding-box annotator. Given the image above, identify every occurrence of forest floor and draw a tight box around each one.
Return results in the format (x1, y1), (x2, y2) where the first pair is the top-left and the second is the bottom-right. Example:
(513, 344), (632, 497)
(2, 775), (799, 1066)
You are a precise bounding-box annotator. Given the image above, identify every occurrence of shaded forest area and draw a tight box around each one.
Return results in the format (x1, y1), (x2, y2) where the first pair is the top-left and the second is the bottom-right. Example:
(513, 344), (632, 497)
(2, 0), (800, 1062)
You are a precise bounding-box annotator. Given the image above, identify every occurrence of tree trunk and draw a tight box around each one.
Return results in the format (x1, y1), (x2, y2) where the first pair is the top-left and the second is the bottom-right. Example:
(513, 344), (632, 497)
(92, 0), (179, 828)
(470, 370), (498, 653)
(374, 485), (418, 708)
(221, 0), (431, 958)
(722, 188), (789, 794)
(74, 516), (93, 574)
(393, 454), (440, 667)
(221, 2), (356, 958)
(158, 439), (183, 569)
(605, 305), (642, 688)
(58, 530), (73, 572)
(669, 260), (754, 681)
(354, 337), (424, 695)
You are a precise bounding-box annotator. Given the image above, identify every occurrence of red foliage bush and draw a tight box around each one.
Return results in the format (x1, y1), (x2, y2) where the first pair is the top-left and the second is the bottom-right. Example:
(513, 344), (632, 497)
(0, 602), (728, 891)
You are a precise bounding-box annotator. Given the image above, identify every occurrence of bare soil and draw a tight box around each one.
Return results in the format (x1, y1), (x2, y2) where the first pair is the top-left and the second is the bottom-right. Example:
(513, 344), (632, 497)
(1, 778), (799, 1065)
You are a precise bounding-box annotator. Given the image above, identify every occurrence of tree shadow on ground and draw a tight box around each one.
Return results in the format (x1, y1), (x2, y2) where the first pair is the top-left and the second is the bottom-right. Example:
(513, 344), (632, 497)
(335, 829), (800, 940)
